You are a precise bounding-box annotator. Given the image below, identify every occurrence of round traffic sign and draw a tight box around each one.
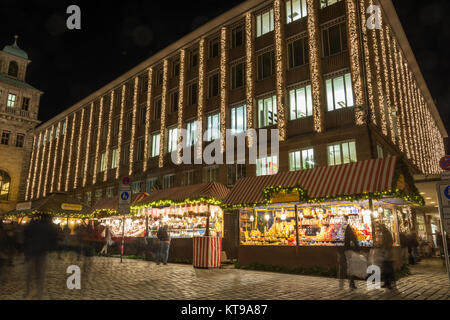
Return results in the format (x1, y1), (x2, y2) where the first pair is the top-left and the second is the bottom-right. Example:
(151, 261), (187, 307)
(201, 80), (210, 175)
(121, 192), (130, 201)
(440, 156), (450, 171)
(444, 186), (450, 200)
(122, 177), (130, 185)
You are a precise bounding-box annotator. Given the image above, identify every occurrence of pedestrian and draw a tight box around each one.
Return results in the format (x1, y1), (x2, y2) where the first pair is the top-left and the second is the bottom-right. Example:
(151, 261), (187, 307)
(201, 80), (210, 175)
(156, 224), (171, 265)
(0, 221), (9, 287)
(4, 223), (16, 266)
(61, 224), (72, 256)
(100, 226), (113, 256)
(379, 224), (395, 290)
(408, 232), (419, 265)
(399, 232), (409, 266)
(343, 224), (360, 290)
(23, 214), (58, 299)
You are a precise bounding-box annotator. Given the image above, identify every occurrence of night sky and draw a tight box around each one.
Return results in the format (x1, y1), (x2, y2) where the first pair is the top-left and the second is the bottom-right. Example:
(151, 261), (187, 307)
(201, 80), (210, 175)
(1, 0), (449, 142)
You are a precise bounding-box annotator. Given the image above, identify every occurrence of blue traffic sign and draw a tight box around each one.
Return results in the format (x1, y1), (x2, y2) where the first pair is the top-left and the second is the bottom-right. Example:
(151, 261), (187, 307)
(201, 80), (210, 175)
(444, 186), (450, 200)
(120, 192), (130, 201)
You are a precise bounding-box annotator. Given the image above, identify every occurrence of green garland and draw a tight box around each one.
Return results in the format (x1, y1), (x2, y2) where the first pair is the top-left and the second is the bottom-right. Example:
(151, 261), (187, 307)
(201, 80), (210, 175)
(3, 210), (98, 220)
(132, 197), (222, 210)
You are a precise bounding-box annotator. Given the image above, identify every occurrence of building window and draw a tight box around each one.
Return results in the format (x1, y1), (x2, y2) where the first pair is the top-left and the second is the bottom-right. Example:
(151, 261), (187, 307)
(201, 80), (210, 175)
(186, 121), (197, 147)
(258, 95), (277, 128)
(94, 189), (103, 204)
(122, 143), (130, 165)
(230, 105), (247, 135)
(102, 122), (108, 142)
(206, 114), (220, 141)
(289, 148), (315, 171)
(125, 112), (132, 132)
(111, 148), (118, 169)
(328, 141), (357, 166)
(188, 82), (198, 106)
(172, 59), (180, 77)
(288, 38), (308, 69)
(167, 128), (178, 153)
(377, 144), (384, 159)
(1, 131), (10, 145)
(153, 98), (162, 120)
(62, 120), (67, 136)
(0, 170), (11, 201)
(132, 181), (144, 193)
(139, 105), (146, 126)
(286, 0), (308, 23)
(89, 156), (95, 175)
(8, 61), (19, 77)
(182, 170), (195, 186)
(289, 84), (313, 120)
(55, 126), (60, 139)
(256, 8), (274, 37)
(140, 74), (149, 94)
(151, 133), (160, 157)
(113, 117), (120, 137)
(326, 73), (354, 111)
(322, 22), (348, 57)
(22, 97), (30, 111)
(231, 63), (245, 89)
(16, 134), (25, 148)
(203, 166), (219, 183)
(257, 50), (275, 80)
(227, 164), (246, 186)
(146, 178), (158, 193)
(156, 68), (164, 86)
(106, 186), (115, 198)
(209, 38), (219, 59)
(208, 73), (219, 98)
(136, 138), (145, 161)
(320, 0), (343, 9)
(7, 93), (16, 107)
(190, 49), (198, 69)
(100, 152), (107, 172)
(170, 91), (179, 113)
(256, 155), (278, 176)
(231, 25), (244, 48)
(163, 174), (175, 189)
(84, 192), (92, 206)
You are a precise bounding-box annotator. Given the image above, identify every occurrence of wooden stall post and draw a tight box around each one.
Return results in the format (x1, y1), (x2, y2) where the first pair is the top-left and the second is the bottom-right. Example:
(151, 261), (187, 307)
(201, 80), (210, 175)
(294, 205), (300, 247)
(205, 204), (211, 237)
(120, 217), (125, 263)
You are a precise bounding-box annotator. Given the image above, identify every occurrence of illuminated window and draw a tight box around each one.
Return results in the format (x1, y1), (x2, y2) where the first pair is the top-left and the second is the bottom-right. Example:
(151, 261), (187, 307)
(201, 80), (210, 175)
(186, 121), (197, 147)
(326, 73), (354, 111)
(328, 141), (357, 166)
(322, 22), (348, 57)
(289, 148), (315, 171)
(256, 8), (274, 37)
(167, 128), (178, 153)
(289, 84), (313, 120)
(320, 0), (343, 9)
(286, 0), (308, 23)
(62, 120), (67, 135)
(230, 105), (247, 135)
(206, 114), (220, 141)
(111, 148), (119, 169)
(0, 170), (11, 201)
(377, 144), (384, 159)
(258, 95), (277, 128)
(256, 155), (278, 176)
(288, 38), (308, 69)
(151, 133), (160, 157)
(7, 93), (16, 107)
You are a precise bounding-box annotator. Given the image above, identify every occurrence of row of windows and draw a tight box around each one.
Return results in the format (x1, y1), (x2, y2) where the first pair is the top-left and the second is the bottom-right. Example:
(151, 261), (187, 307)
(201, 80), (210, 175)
(1, 131), (25, 148)
(0, 91), (30, 110)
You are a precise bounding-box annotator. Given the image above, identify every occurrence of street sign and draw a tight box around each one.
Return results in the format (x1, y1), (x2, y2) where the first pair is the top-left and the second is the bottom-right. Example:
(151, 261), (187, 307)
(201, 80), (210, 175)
(16, 202), (32, 211)
(61, 203), (83, 211)
(440, 156), (450, 171)
(122, 176), (131, 186)
(118, 185), (131, 215)
(436, 181), (450, 283)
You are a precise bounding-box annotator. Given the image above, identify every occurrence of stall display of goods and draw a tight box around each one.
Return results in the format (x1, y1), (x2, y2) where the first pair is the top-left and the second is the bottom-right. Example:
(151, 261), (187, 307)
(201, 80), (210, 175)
(147, 215), (223, 238)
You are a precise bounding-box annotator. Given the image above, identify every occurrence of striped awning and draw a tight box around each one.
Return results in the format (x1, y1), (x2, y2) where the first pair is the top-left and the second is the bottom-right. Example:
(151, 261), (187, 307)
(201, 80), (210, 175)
(134, 182), (230, 207)
(223, 156), (400, 206)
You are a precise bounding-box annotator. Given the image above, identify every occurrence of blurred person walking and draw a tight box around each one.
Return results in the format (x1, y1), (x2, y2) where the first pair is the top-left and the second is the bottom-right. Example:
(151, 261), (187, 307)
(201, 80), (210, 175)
(23, 215), (58, 299)
(343, 224), (360, 290)
(100, 226), (113, 256)
(379, 224), (395, 290)
(0, 221), (9, 287)
(156, 225), (171, 265)
(408, 232), (420, 265)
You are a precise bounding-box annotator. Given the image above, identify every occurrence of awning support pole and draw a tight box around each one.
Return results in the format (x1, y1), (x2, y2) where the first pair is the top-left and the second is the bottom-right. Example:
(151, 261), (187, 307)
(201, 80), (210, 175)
(294, 205), (300, 247)
(369, 197), (377, 246)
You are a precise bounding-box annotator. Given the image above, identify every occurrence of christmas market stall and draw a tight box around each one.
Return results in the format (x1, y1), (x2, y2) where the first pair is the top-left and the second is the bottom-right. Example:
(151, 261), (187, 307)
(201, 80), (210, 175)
(132, 182), (230, 263)
(222, 156), (424, 272)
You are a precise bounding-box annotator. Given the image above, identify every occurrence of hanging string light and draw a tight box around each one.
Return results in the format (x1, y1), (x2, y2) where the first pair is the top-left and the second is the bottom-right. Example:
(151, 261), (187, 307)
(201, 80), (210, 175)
(274, 0), (286, 142)
(245, 13), (255, 147)
(143, 67), (153, 173)
(129, 77), (139, 175)
(159, 59), (169, 168)
(94, 97), (105, 184)
(116, 85), (126, 179)
(25, 135), (37, 200)
(74, 107), (86, 189)
(50, 122), (62, 193)
(197, 40), (206, 161)
(30, 131), (42, 200)
(177, 50), (186, 163)
(220, 28), (228, 153)
(57, 118), (69, 191)
(43, 126), (55, 197)
(83, 103), (94, 187)
(104, 91), (114, 182)
(37, 128), (48, 198)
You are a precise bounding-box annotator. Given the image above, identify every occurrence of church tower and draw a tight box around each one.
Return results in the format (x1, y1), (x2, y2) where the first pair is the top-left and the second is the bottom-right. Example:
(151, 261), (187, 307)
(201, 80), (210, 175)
(0, 36), (42, 213)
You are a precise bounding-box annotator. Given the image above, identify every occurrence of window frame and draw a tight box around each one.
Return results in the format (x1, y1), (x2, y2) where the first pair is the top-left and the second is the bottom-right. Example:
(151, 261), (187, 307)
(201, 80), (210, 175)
(325, 72), (354, 111)
(327, 140), (357, 166)
(289, 147), (315, 171)
(289, 83), (313, 120)
(230, 104), (247, 135)
(286, 0), (308, 24)
(257, 95), (277, 128)
(256, 8), (274, 38)
(256, 155), (279, 176)
(206, 113), (221, 142)
(257, 50), (275, 81)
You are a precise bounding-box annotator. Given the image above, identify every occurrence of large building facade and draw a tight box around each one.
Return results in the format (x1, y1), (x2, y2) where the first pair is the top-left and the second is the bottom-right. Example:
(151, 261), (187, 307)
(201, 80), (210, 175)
(0, 36), (42, 213)
(25, 0), (447, 207)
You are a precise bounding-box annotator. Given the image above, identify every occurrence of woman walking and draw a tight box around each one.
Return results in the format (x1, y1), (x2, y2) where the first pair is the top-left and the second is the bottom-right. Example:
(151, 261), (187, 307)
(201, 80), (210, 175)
(156, 225), (171, 265)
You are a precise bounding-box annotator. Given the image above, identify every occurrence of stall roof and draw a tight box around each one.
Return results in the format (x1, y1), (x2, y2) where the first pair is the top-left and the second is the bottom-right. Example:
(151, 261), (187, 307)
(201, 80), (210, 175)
(91, 192), (149, 212)
(223, 156), (416, 207)
(134, 182), (230, 207)
(4, 193), (92, 218)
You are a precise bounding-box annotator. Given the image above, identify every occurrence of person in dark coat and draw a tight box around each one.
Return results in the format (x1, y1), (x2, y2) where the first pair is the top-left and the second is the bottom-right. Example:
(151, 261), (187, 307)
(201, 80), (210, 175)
(23, 214), (58, 299)
(408, 232), (419, 265)
(343, 224), (360, 290)
(380, 224), (395, 289)
(156, 225), (171, 265)
(0, 221), (8, 287)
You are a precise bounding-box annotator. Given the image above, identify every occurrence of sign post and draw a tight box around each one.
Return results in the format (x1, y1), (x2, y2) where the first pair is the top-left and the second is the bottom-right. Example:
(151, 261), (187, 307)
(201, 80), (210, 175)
(436, 179), (450, 284)
(119, 177), (132, 263)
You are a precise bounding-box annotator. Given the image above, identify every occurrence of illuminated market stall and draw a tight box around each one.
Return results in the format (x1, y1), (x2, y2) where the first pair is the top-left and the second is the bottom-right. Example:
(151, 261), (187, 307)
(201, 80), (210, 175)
(222, 157), (424, 272)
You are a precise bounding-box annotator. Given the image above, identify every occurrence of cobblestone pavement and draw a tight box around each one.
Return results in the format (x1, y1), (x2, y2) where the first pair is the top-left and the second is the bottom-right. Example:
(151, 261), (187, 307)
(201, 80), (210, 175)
(0, 253), (448, 300)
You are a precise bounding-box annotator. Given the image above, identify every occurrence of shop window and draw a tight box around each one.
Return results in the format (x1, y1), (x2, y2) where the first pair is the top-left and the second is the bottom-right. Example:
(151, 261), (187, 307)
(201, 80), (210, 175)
(182, 170), (195, 186)
(146, 178), (158, 193)
(257, 50), (275, 80)
(151, 133), (160, 157)
(186, 121), (197, 147)
(256, 155), (278, 176)
(257, 95), (277, 128)
(188, 82), (198, 106)
(7, 93), (16, 108)
(1, 131), (10, 145)
(203, 166), (219, 183)
(322, 22), (348, 57)
(289, 148), (314, 171)
(326, 73), (354, 111)
(231, 62), (245, 89)
(286, 0), (308, 23)
(256, 8), (274, 37)
(230, 105), (247, 135)
(328, 141), (357, 166)
(320, 0), (343, 9)
(8, 61), (18, 77)
(167, 128), (178, 153)
(22, 97), (30, 111)
(206, 113), (220, 142)
(227, 164), (246, 186)
(231, 25), (244, 48)
(0, 170), (11, 201)
(289, 84), (313, 120)
(163, 174), (175, 189)
(208, 73), (219, 98)
(288, 38), (308, 69)
(111, 148), (118, 169)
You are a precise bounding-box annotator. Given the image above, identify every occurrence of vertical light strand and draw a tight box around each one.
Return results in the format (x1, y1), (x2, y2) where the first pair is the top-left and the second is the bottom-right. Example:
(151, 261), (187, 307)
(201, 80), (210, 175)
(404, 64), (419, 167)
(116, 85), (126, 179)
(30, 132), (42, 200)
(409, 73), (424, 172)
(74, 107), (86, 189)
(418, 94), (431, 173)
(65, 114), (76, 192)
(345, 0), (365, 125)
(197, 40), (206, 161)
(129, 78), (139, 176)
(104, 92), (114, 182)
(37, 129), (48, 198)
(178, 50), (186, 162)
(43, 126), (55, 197)
(58, 118), (69, 191)
(306, 0), (325, 133)
(398, 52), (414, 162)
(83, 103), (94, 187)
(359, 0), (376, 126)
(220, 28), (229, 152)
(245, 13), (255, 146)
(50, 122), (62, 193)
(94, 97), (105, 184)
(159, 59), (169, 168)
(274, 0), (287, 141)
(143, 68), (154, 173)
(25, 135), (37, 200)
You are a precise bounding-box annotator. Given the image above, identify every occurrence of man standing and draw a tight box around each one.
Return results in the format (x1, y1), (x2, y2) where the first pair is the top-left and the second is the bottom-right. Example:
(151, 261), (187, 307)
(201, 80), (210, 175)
(156, 225), (171, 265)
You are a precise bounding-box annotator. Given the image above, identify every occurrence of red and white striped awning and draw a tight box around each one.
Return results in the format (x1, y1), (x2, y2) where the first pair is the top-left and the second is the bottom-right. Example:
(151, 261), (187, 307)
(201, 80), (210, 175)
(223, 156), (399, 206)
